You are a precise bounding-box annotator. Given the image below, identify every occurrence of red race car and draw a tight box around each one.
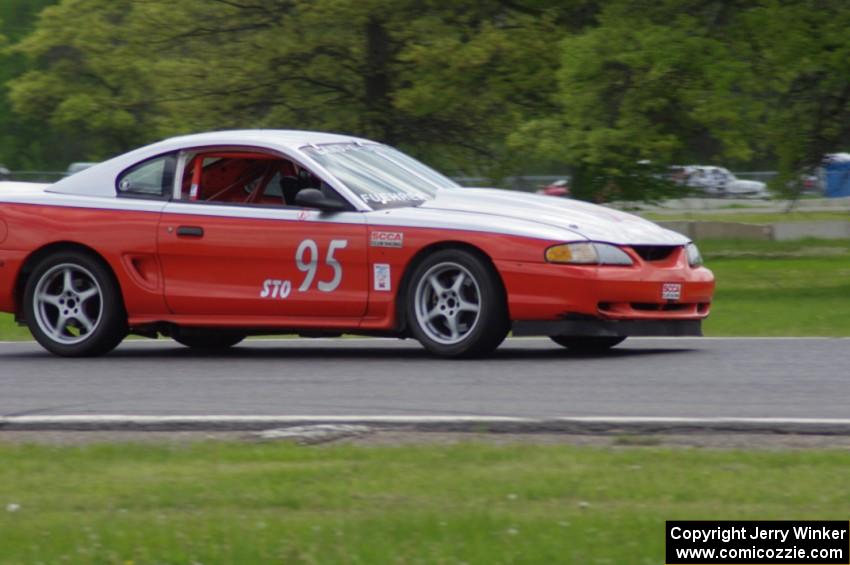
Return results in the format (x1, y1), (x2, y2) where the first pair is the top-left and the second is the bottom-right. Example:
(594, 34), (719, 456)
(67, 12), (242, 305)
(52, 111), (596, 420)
(0, 130), (714, 357)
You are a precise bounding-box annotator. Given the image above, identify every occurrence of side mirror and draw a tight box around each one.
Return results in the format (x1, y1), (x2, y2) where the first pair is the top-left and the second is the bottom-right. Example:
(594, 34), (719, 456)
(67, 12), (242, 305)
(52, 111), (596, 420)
(295, 188), (347, 212)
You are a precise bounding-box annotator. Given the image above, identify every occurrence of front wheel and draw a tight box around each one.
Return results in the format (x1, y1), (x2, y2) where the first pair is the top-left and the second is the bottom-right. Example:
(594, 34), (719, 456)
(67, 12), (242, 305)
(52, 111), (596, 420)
(23, 251), (127, 357)
(406, 249), (508, 358)
(550, 336), (626, 353)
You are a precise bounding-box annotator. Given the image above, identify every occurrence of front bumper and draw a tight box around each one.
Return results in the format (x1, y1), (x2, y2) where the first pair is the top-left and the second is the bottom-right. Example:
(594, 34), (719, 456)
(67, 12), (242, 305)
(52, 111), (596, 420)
(512, 318), (702, 337)
(496, 245), (715, 322)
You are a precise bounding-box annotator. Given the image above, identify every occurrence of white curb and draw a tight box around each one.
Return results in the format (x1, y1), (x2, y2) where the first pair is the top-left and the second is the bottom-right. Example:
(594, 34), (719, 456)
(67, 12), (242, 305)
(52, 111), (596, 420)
(3, 415), (850, 434)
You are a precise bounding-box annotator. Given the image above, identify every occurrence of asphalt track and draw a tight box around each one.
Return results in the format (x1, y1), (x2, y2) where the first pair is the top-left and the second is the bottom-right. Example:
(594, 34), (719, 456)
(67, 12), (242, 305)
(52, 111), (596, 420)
(1, 337), (848, 424)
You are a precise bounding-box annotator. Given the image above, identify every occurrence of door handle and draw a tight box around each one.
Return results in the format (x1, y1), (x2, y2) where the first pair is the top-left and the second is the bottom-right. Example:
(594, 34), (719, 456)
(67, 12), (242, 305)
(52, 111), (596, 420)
(176, 226), (204, 237)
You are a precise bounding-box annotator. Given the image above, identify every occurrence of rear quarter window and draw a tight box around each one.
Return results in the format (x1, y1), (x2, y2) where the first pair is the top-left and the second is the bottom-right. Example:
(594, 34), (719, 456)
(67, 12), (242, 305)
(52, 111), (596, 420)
(116, 154), (176, 199)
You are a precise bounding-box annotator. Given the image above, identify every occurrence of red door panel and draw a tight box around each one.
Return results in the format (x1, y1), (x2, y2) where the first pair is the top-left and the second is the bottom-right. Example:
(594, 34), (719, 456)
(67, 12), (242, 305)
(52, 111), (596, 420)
(157, 204), (368, 318)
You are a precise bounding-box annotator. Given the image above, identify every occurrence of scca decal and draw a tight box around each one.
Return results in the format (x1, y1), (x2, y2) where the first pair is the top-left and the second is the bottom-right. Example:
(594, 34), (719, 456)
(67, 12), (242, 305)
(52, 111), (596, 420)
(370, 231), (403, 248)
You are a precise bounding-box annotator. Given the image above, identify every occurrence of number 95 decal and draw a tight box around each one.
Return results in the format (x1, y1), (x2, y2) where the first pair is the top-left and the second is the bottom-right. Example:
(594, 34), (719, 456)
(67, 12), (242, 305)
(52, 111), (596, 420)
(260, 239), (348, 298)
(296, 239), (348, 293)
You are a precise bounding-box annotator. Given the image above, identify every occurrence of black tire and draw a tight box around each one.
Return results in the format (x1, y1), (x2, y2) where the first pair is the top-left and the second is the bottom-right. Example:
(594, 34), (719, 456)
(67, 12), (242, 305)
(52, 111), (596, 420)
(23, 250), (127, 357)
(550, 336), (626, 352)
(405, 248), (508, 358)
(172, 329), (245, 350)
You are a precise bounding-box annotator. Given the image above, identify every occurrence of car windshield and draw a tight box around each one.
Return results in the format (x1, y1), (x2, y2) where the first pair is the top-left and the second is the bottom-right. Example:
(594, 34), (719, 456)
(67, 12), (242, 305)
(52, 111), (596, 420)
(302, 143), (459, 210)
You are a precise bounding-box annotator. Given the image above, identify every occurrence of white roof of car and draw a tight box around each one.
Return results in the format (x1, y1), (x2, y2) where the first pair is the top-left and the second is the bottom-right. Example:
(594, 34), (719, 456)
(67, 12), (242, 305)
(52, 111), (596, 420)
(159, 129), (370, 151)
(46, 130), (372, 199)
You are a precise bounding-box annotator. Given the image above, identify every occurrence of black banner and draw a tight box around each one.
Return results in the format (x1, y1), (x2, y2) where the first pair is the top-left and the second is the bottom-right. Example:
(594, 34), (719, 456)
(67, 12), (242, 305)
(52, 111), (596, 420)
(666, 521), (849, 564)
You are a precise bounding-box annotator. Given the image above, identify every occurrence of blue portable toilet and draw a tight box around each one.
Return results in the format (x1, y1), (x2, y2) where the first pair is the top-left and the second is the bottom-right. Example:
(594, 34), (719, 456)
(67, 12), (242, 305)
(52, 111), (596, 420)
(823, 154), (850, 197)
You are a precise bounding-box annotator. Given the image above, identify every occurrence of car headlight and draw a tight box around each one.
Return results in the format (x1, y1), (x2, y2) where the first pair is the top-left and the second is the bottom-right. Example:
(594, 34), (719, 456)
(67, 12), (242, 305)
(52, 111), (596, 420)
(686, 242), (703, 267)
(545, 242), (633, 265)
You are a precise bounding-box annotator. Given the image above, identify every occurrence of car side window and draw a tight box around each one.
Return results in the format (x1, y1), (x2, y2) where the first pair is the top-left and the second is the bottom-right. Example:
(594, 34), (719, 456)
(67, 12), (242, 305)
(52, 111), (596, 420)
(116, 153), (176, 199)
(179, 151), (349, 209)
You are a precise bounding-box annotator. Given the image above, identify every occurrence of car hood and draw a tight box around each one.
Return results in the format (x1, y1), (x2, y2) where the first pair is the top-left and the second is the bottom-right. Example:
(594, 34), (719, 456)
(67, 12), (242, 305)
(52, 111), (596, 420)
(380, 188), (688, 246)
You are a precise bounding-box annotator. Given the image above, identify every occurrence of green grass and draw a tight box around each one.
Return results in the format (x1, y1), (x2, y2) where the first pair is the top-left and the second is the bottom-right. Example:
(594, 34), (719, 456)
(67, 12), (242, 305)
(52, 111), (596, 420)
(3, 239), (849, 340)
(0, 441), (849, 564)
(698, 237), (850, 256)
(642, 210), (850, 224)
(0, 315), (30, 340)
(701, 239), (850, 336)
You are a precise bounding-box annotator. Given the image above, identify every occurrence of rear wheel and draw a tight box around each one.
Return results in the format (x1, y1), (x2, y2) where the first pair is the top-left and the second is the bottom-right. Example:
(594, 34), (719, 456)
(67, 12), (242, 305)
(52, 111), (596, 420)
(550, 336), (626, 352)
(406, 249), (508, 358)
(24, 251), (127, 357)
(172, 329), (245, 350)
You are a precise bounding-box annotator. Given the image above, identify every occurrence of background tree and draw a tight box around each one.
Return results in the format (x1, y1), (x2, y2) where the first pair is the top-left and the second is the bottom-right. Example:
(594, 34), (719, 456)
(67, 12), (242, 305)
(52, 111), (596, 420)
(5, 0), (850, 201)
(509, 0), (761, 199)
(7, 0), (569, 176)
(0, 0), (64, 169)
(741, 1), (850, 196)
(510, 0), (850, 199)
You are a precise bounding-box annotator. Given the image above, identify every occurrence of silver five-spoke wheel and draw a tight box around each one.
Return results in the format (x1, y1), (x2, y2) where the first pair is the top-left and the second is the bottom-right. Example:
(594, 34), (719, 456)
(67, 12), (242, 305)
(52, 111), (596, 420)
(414, 262), (482, 345)
(406, 248), (508, 358)
(24, 251), (127, 357)
(33, 263), (103, 344)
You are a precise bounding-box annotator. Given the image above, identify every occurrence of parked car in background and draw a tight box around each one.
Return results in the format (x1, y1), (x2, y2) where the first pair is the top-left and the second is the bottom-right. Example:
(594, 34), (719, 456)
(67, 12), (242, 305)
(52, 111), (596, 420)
(673, 165), (770, 198)
(0, 165), (9, 180)
(536, 179), (570, 197)
(66, 162), (99, 176)
(794, 170), (823, 194)
(801, 173), (819, 191)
